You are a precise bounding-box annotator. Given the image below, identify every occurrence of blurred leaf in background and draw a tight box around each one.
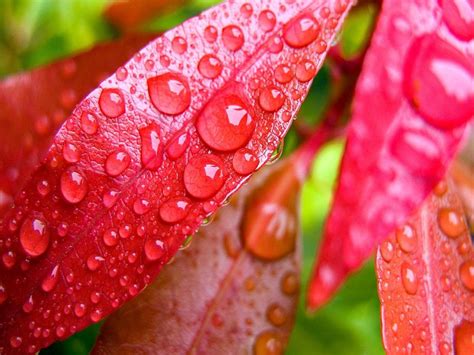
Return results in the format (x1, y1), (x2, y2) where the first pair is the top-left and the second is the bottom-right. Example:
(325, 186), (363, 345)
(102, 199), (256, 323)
(0, 0), (383, 353)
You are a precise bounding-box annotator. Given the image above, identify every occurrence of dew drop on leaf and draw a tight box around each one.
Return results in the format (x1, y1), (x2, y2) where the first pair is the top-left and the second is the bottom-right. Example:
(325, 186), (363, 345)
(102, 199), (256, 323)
(438, 207), (466, 238)
(159, 197), (190, 223)
(133, 198), (151, 215)
(254, 331), (284, 355)
(259, 86), (286, 112)
(295, 60), (316, 82)
(396, 224), (417, 253)
(105, 150), (131, 177)
(171, 36), (187, 54)
(103, 229), (119, 247)
(166, 132), (189, 160)
(240, 3), (253, 18)
(197, 95), (255, 151)
(400, 262), (418, 295)
(139, 124), (163, 170)
(0, 285), (8, 305)
(60, 169), (88, 204)
(380, 240), (395, 262)
(459, 260), (474, 291)
(41, 265), (60, 292)
(62, 142), (80, 163)
(275, 64), (294, 84)
(203, 25), (218, 43)
(454, 319), (474, 354)
(266, 304), (287, 326)
(87, 255), (104, 272)
(222, 25), (245, 51)
(99, 88), (125, 118)
(232, 148), (259, 175)
(147, 73), (191, 115)
(281, 272), (298, 295)
(258, 10), (277, 32)
(144, 239), (165, 261)
(80, 112), (99, 135)
(198, 54), (223, 79)
(283, 14), (320, 48)
(20, 217), (50, 257)
(183, 155), (225, 199)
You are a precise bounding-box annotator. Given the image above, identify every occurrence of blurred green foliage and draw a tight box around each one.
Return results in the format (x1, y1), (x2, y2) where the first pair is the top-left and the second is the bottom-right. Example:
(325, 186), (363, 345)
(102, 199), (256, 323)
(0, 0), (383, 353)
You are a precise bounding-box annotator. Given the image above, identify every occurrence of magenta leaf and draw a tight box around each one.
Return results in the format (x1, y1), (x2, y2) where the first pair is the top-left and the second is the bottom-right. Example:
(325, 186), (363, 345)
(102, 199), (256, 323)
(0, 0), (353, 352)
(308, 0), (473, 309)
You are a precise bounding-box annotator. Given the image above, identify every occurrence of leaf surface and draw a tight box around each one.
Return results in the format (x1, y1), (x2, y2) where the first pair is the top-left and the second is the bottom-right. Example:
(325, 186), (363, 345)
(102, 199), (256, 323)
(0, 35), (154, 217)
(308, 0), (473, 309)
(93, 130), (328, 355)
(0, 1), (353, 352)
(376, 176), (474, 354)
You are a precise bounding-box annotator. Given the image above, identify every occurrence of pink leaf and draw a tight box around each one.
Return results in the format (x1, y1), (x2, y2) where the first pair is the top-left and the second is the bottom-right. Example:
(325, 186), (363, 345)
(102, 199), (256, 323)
(308, 0), (473, 309)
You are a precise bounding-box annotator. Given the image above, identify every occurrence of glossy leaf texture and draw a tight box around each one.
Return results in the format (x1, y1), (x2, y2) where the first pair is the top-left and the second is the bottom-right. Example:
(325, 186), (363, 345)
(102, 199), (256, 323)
(0, 0), (353, 353)
(376, 176), (474, 354)
(0, 35), (154, 217)
(308, 0), (473, 309)
(93, 130), (328, 354)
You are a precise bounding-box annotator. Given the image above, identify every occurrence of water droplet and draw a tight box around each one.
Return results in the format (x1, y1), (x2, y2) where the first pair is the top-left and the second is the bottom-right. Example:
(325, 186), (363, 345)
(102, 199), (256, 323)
(10, 336), (22, 348)
(438, 207), (466, 238)
(133, 198), (151, 215)
(74, 303), (86, 317)
(103, 189), (119, 208)
(281, 272), (298, 295)
(259, 86), (286, 112)
(105, 150), (130, 177)
(36, 180), (51, 197)
(434, 180), (448, 196)
(42, 265), (59, 292)
(90, 309), (103, 322)
(159, 197), (191, 223)
(295, 60), (316, 82)
(460, 260), (474, 291)
(233, 148), (259, 175)
(99, 88), (125, 118)
(222, 25), (245, 51)
(380, 240), (395, 262)
(184, 155), (225, 199)
(396, 224), (417, 253)
(267, 304), (287, 326)
(166, 132), (189, 160)
(268, 36), (284, 53)
(144, 239), (165, 261)
(404, 34), (473, 129)
(240, 3), (253, 18)
(254, 331), (283, 355)
(116, 66), (128, 81)
(259, 10), (276, 32)
(138, 123), (163, 171)
(204, 26), (218, 43)
(103, 229), (119, 247)
(147, 73), (190, 115)
(172, 36), (187, 54)
(0, 285), (8, 305)
(80, 112), (99, 135)
(454, 319), (474, 354)
(197, 94), (255, 151)
(198, 54), (223, 79)
(87, 255), (104, 271)
(401, 262), (418, 295)
(20, 217), (50, 257)
(441, 0), (474, 41)
(60, 169), (88, 204)
(56, 326), (66, 338)
(22, 296), (34, 313)
(275, 64), (294, 84)
(62, 142), (80, 163)
(284, 14), (320, 48)
(2, 251), (16, 269)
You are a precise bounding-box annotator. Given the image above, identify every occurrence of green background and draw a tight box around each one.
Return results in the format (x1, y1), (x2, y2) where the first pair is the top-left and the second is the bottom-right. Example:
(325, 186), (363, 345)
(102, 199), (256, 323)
(0, 0), (384, 353)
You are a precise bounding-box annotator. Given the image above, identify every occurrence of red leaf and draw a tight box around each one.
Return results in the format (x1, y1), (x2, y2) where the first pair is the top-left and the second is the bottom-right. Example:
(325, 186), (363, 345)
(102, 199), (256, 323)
(308, 0), (473, 309)
(0, 1), (353, 352)
(0, 35), (155, 217)
(375, 176), (473, 354)
(93, 131), (328, 354)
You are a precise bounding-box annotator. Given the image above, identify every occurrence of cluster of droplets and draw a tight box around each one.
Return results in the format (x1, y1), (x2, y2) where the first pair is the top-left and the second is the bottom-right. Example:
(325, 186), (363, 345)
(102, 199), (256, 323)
(378, 180), (473, 352)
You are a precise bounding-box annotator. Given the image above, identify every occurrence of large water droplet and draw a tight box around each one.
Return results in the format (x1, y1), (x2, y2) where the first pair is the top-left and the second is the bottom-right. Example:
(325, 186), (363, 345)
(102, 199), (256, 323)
(441, 0), (474, 41)
(20, 217), (50, 257)
(459, 260), (474, 291)
(105, 150), (130, 177)
(259, 86), (286, 112)
(254, 331), (284, 355)
(197, 95), (255, 151)
(60, 169), (88, 204)
(404, 34), (473, 129)
(184, 155), (225, 199)
(396, 224), (417, 253)
(198, 54), (223, 79)
(454, 319), (474, 354)
(147, 73), (190, 115)
(140, 123), (163, 170)
(438, 207), (466, 238)
(401, 262), (418, 295)
(233, 148), (259, 175)
(159, 197), (191, 223)
(284, 14), (320, 48)
(42, 265), (60, 292)
(222, 25), (245, 51)
(144, 239), (165, 261)
(99, 88), (125, 118)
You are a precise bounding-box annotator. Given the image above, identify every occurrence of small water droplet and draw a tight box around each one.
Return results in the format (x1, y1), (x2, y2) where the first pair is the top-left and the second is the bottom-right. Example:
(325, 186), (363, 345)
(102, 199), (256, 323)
(167, 132), (189, 160)
(438, 207), (466, 238)
(103, 229), (119, 247)
(380, 240), (395, 262)
(10, 336), (22, 348)
(144, 239), (165, 261)
(204, 26), (218, 43)
(197, 94), (255, 152)
(281, 272), (298, 295)
(20, 217), (50, 257)
(295, 60), (316, 82)
(259, 86), (286, 112)
(36, 180), (51, 197)
(62, 142), (80, 163)
(401, 262), (418, 295)
(103, 189), (119, 209)
(240, 3), (253, 18)
(147, 73), (190, 115)
(266, 304), (287, 326)
(2, 251), (16, 269)
(172, 36), (187, 54)
(233, 148), (259, 175)
(87, 255), (104, 271)
(133, 198), (151, 215)
(222, 25), (245, 51)
(60, 168), (88, 204)
(80, 112), (99, 135)
(74, 303), (86, 317)
(105, 150), (130, 176)
(99, 88), (125, 118)
(275, 64), (294, 83)
(184, 155), (225, 199)
(284, 14), (320, 48)
(198, 54), (223, 79)
(459, 260), (474, 291)
(116, 66), (128, 81)
(258, 10), (276, 32)
(396, 224), (417, 253)
(159, 197), (191, 223)
(254, 331), (283, 355)
(42, 265), (60, 292)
